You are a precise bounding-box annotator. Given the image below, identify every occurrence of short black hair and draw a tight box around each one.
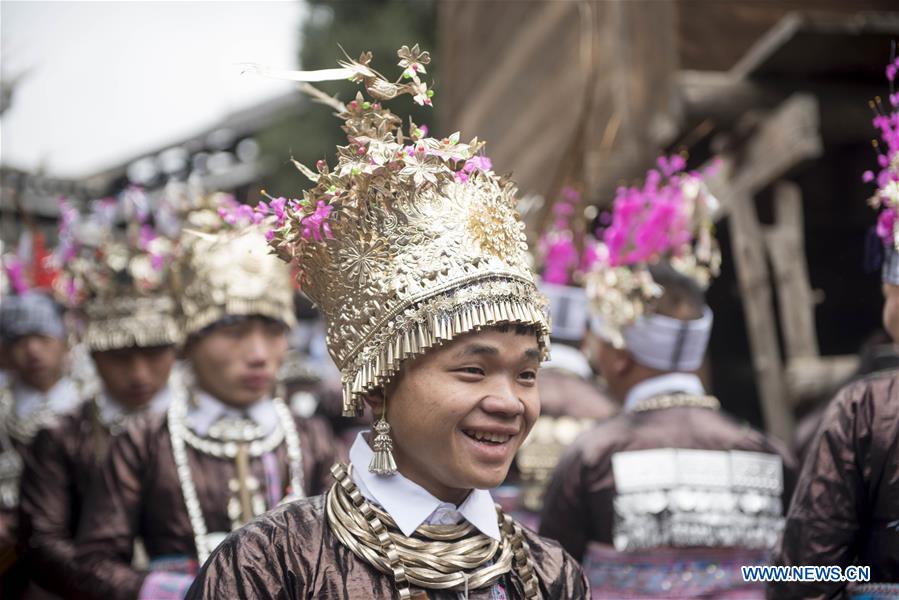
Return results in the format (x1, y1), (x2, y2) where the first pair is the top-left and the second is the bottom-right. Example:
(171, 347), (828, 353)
(189, 314), (288, 342)
(488, 322), (541, 337)
(648, 262), (705, 320)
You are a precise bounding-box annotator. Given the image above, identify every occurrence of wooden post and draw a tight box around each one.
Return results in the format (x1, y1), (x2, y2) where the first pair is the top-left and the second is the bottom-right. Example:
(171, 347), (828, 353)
(763, 181), (819, 360)
(763, 181), (861, 405)
(706, 94), (823, 442)
(728, 190), (794, 443)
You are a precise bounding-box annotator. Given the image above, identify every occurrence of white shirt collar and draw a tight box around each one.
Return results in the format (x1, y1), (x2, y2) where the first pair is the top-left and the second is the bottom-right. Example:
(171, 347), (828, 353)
(96, 385), (171, 424)
(185, 389), (278, 437)
(13, 376), (79, 418)
(623, 372), (705, 413)
(348, 432), (501, 540)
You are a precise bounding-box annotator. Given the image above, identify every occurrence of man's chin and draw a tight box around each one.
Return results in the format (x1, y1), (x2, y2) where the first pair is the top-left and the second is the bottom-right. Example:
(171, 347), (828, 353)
(218, 390), (266, 408)
(465, 464), (512, 491)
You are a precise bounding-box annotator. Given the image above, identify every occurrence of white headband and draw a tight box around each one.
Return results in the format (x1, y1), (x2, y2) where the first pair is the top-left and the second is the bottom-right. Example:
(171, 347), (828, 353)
(591, 306), (713, 371)
(539, 282), (588, 342)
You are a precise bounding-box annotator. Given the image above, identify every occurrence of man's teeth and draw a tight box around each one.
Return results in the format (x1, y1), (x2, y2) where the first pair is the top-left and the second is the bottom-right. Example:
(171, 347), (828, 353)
(464, 430), (512, 444)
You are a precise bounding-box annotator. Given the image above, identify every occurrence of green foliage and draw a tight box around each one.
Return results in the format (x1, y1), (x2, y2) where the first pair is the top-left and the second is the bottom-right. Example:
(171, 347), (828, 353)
(254, 0), (438, 200)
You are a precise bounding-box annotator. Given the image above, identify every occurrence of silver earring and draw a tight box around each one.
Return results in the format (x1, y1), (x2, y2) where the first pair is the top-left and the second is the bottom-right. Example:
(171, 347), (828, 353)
(368, 410), (397, 476)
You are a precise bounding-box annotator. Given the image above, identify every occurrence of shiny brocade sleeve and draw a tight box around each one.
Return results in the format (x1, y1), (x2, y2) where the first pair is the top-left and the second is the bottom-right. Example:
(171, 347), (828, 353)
(74, 423), (152, 600)
(18, 420), (80, 595)
(185, 499), (324, 600)
(522, 528), (591, 598)
(769, 373), (899, 599)
(187, 496), (590, 600)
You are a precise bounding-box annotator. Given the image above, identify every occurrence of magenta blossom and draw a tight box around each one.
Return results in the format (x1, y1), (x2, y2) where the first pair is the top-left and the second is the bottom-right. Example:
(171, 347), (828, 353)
(4, 260), (27, 294)
(150, 253), (165, 272)
(462, 156), (492, 174)
(602, 154), (708, 267)
(138, 225), (157, 250)
(657, 155), (687, 178)
(300, 200), (334, 241)
(877, 206), (897, 246)
(541, 237), (578, 284)
(562, 186), (580, 202)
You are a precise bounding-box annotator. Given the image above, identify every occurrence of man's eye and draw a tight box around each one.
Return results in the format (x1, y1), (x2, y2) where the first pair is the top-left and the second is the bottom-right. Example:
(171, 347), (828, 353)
(457, 367), (485, 376)
(265, 322), (286, 335)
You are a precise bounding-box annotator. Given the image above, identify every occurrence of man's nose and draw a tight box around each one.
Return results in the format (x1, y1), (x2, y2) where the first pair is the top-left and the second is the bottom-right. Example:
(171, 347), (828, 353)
(480, 378), (525, 417)
(243, 330), (270, 365)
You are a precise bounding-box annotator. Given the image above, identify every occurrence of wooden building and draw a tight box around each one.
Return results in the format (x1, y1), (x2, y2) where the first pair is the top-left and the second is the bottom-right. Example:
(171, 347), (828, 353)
(440, 1), (899, 441)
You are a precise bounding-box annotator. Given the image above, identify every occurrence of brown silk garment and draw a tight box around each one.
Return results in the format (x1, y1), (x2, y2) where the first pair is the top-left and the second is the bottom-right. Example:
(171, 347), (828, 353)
(2, 436), (31, 600)
(184, 494), (590, 599)
(538, 404), (798, 562)
(18, 401), (110, 598)
(769, 371), (899, 599)
(72, 412), (337, 600)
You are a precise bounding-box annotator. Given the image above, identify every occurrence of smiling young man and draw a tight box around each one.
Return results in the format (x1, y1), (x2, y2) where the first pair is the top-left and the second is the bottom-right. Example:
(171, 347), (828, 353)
(16, 199), (181, 598)
(186, 46), (588, 600)
(70, 195), (337, 600)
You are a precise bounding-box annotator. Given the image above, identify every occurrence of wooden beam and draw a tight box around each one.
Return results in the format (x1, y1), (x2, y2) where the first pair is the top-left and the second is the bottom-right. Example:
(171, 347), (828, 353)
(730, 94), (822, 194)
(706, 93), (823, 218)
(785, 355), (860, 406)
(677, 70), (882, 145)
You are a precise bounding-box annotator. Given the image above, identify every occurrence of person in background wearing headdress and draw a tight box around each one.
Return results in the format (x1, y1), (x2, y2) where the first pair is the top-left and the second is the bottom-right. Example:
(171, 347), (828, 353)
(496, 185), (616, 529)
(71, 190), (338, 600)
(769, 57), (899, 600)
(0, 238), (77, 599)
(539, 158), (797, 598)
(186, 44), (588, 599)
(17, 191), (181, 599)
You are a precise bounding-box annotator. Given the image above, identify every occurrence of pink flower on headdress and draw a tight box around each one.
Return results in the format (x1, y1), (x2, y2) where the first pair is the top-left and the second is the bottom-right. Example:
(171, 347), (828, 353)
(218, 207), (238, 226)
(456, 156), (492, 183)
(138, 225), (157, 250)
(150, 253), (165, 272)
(562, 186), (580, 202)
(4, 260), (27, 294)
(270, 197), (287, 224)
(300, 200), (334, 241)
(553, 202), (575, 217)
(877, 206), (897, 245)
(580, 241), (599, 272)
(657, 154), (687, 178)
(59, 200), (78, 232)
(541, 236), (578, 284)
(602, 154), (711, 268)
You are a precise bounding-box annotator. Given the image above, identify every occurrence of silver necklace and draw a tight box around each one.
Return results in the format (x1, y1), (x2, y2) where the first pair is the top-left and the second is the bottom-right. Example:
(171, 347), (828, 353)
(167, 385), (306, 563)
(630, 393), (721, 413)
(0, 383), (57, 443)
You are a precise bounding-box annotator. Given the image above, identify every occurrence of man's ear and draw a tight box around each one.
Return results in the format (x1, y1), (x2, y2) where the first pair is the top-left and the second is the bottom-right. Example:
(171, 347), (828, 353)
(613, 346), (636, 377)
(362, 388), (385, 416)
